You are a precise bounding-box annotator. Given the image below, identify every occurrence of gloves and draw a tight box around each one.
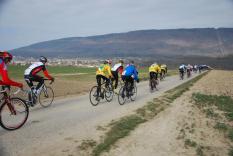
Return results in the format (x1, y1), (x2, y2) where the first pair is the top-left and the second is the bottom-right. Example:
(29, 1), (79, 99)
(19, 83), (23, 88)
(136, 79), (139, 83)
(51, 77), (55, 82)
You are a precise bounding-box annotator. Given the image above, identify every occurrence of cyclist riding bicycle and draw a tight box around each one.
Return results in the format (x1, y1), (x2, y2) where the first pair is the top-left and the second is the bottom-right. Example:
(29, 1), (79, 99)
(122, 61), (139, 96)
(24, 56), (54, 95)
(96, 60), (113, 101)
(0, 51), (23, 89)
(160, 64), (167, 79)
(179, 64), (186, 79)
(149, 63), (161, 82)
(186, 64), (192, 77)
(111, 59), (124, 89)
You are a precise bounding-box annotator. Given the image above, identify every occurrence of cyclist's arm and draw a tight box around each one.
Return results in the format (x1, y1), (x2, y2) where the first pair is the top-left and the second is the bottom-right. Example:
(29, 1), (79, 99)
(118, 66), (124, 76)
(42, 66), (53, 80)
(107, 66), (112, 78)
(133, 68), (139, 81)
(0, 67), (23, 87)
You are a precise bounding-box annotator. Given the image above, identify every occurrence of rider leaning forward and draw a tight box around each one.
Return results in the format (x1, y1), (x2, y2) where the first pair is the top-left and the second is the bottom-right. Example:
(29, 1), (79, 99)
(24, 56), (54, 95)
(0, 51), (23, 89)
(96, 60), (113, 100)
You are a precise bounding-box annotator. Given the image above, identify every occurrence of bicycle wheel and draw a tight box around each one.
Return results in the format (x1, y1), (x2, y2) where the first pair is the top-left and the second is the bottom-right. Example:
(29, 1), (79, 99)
(130, 85), (137, 101)
(118, 86), (126, 105)
(0, 98), (29, 130)
(39, 86), (54, 107)
(105, 87), (114, 102)
(89, 86), (99, 106)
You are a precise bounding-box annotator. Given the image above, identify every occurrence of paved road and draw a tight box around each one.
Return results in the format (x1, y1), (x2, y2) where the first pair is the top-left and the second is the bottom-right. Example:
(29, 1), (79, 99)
(0, 73), (201, 156)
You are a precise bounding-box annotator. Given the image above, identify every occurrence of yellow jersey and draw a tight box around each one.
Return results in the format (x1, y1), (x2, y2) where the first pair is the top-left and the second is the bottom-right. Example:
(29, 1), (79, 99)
(161, 64), (167, 70)
(149, 64), (161, 73)
(96, 64), (112, 78)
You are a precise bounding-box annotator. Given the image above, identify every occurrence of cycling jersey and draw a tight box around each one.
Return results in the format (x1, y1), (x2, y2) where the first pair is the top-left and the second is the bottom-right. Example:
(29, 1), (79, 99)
(161, 64), (167, 70)
(96, 64), (112, 78)
(0, 58), (22, 87)
(179, 65), (186, 72)
(111, 63), (123, 75)
(122, 65), (138, 81)
(24, 62), (52, 79)
(149, 64), (161, 73)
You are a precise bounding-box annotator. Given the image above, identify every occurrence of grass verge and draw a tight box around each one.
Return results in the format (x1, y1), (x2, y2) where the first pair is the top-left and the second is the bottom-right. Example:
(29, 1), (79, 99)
(90, 72), (208, 156)
(192, 93), (233, 155)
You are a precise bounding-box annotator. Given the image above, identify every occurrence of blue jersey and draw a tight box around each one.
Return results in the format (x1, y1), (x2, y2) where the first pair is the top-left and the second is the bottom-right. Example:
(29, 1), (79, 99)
(122, 65), (138, 80)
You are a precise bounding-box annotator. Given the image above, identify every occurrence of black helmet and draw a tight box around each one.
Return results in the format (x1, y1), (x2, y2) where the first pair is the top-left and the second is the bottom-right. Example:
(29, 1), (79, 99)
(39, 56), (47, 63)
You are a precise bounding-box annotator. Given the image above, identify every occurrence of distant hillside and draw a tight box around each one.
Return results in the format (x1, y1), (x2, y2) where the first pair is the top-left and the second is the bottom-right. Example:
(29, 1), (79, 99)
(11, 28), (233, 59)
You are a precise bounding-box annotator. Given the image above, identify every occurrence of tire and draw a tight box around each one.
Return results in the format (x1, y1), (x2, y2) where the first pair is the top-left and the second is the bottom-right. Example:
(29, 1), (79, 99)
(118, 86), (126, 105)
(89, 86), (99, 106)
(130, 85), (137, 101)
(105, 87), (114, 102)
(0, 98), (29, 131)
(39, 86), (54, 107)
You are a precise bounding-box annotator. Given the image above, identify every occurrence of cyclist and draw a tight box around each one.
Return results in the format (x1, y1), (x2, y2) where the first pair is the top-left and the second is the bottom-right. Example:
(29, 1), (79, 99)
(179, 64), (186, 80)
(122, 60), (139, 96)
(149, 63), (161, 86)
(96, 60), (112, 100)
(24, 56), (54, 95)
(111, 59), (124, 89)
(0, 51), (23, 88)
(160, 64), (167, 80)
(186, 64), (192, 78)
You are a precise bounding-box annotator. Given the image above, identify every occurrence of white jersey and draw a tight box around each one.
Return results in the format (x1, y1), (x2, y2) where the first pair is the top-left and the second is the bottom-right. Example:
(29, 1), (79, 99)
(111, 63), (123, 72)
(24, 62), (45, 75)
(179, 65), (185, 70)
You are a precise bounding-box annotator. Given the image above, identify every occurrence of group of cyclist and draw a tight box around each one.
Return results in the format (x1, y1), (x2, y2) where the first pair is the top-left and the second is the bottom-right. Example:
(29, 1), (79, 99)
(178, 63), (206, 79)
(0, 51), (55, 105)
(95, 59), (139, 101)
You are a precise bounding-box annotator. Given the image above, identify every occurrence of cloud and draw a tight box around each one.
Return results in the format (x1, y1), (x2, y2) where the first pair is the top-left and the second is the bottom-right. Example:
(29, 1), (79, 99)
(0, 0), (233, 50)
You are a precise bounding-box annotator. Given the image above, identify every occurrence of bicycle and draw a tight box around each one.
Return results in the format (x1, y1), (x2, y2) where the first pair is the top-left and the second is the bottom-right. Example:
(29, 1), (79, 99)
(149, 77), (158, 92)
(20, 79), (54, 108)
(160, 70), (166, 80)
(89, 79), (114, 106)
(0, 86), (29, 130)
(118, 80), (137, 105)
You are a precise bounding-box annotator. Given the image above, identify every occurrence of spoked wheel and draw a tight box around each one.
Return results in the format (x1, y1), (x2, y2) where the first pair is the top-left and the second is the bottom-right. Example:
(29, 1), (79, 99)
(105, 87), (114, 102)
(89, 86), (100, 106)
(130, 85), (137, 101)
(39, 86), (54, 107)
(0, 98), (29, 130)
(118, 86), (126, 105)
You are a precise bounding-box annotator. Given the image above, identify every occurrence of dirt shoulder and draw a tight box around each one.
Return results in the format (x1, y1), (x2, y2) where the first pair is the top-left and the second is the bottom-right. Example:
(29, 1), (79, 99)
(104, 70), (233, 156)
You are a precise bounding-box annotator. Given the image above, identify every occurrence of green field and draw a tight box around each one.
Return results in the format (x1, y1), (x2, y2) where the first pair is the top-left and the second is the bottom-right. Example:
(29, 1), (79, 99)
(8, 65), (177, 81)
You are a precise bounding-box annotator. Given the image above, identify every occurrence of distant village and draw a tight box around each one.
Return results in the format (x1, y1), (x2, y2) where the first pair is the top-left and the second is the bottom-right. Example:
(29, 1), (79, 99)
(13, 56), (101, 67)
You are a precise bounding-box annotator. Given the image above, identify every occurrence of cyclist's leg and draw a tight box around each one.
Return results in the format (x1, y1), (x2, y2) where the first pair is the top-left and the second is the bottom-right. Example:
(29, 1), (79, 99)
(31, 75), (44, 91)
(96, 75), (101, 97)
(24, 75), (33, 88)
(149, 72), (153, 87)
(114, 72), (119, 89)
(129, 77), (134, 93)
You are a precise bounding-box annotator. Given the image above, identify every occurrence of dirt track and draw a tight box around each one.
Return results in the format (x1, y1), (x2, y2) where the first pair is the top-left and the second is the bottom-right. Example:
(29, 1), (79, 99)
(106, 70), (233, 156)
(0, 72), (202, 156)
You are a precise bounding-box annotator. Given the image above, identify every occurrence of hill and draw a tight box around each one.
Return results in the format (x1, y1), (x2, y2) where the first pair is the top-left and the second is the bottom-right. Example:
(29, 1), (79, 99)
(11, 28), (233, 69)
(11, 28), (233, 58)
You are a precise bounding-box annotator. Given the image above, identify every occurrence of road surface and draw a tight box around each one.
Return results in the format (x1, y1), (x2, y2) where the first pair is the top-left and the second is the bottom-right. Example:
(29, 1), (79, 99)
(0, 73), (201, 156)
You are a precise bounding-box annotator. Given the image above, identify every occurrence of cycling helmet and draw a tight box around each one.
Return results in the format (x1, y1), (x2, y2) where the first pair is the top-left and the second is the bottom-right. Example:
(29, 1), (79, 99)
(119, 59), (124, 64)
(0, 51), (13, 62)
(39, 56), (47, 63)
(104, 59), (112, 65)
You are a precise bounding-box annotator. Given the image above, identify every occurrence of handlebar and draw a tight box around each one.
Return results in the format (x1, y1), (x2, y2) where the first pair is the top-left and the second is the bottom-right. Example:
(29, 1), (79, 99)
(43, 78), (54, 84)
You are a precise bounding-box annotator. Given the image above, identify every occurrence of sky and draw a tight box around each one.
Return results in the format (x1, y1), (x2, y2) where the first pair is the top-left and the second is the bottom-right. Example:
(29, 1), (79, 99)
(0, 0), (233, 50)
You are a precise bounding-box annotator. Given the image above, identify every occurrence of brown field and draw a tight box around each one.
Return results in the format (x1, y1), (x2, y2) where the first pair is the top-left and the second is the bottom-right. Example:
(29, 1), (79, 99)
(105, 70), (233, 156)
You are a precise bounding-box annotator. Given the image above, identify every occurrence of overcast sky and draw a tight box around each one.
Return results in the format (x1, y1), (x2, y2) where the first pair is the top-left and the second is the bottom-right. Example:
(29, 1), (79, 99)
(0, 0), (233, 50)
